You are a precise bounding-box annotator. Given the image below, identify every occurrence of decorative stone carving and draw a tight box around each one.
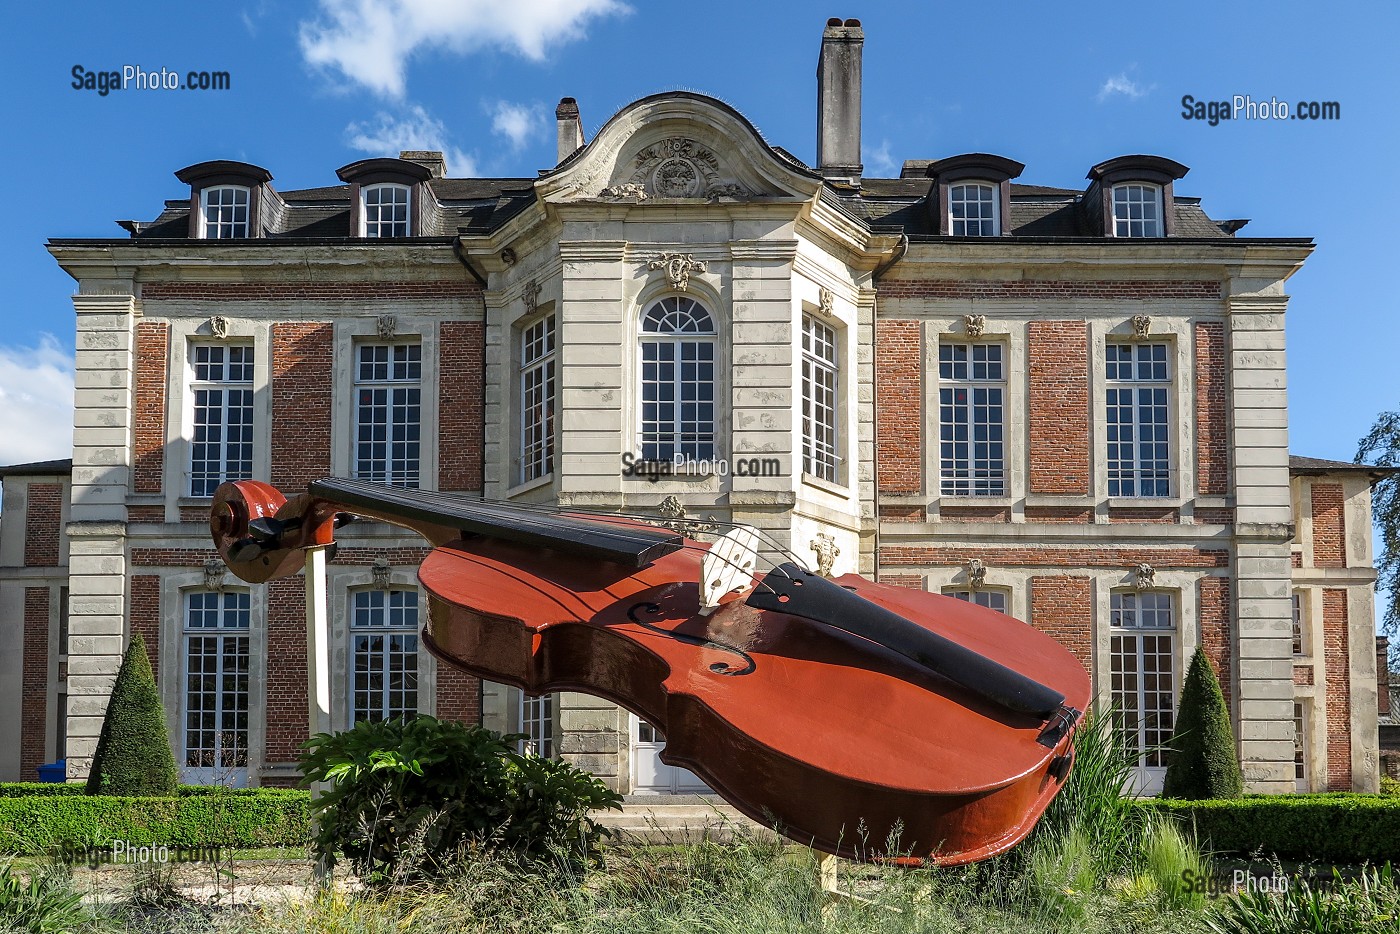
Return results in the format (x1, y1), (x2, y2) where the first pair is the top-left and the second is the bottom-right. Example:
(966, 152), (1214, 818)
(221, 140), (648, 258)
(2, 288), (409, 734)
(209, 315), (229, 340)
(1132, 315), (1152, 339)
(648, 252), (708, 292)
(203, 557), (226, 593)
(966, 558), (987, 591)
(704, 184), (749, 202)
(1134, 563), (1156, 590)
(600, 183), (648, 201)
(371, 556), (392, 591)
(522, 279), (541, 314)
(964, 314), (986, 338)
(500, 247), (517, 266)
(653, 495), (720, 534)
(376, 315), (397, 339)
(819, 288), (834, 316)
(810, 533), (840, 578)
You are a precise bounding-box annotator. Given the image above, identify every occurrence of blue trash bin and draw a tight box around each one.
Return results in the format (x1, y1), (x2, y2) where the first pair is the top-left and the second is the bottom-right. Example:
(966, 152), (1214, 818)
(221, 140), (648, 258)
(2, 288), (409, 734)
(36, 760), (66, 783)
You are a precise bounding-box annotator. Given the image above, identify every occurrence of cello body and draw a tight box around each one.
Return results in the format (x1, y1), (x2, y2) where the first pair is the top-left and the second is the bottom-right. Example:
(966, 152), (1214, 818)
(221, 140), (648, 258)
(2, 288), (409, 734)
(211, 478), (1091, 864)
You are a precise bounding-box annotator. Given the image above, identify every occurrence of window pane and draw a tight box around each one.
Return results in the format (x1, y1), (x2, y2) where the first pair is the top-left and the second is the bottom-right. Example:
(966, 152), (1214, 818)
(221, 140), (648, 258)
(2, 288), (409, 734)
(354, 344), (421, 487)
(351, 589), (420, 724)
(802, 314), (840, 482)
(640, 298), (716, 461)
(940, 342), (1005, 495)
(1106, 342), (1171, 497)
(190, 344), (255, 496)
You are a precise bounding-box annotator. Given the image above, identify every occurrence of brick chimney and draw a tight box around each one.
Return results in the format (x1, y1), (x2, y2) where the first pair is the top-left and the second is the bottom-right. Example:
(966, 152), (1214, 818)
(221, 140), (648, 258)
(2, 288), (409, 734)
(399, 150), (445, 178)
(816, 17), (864, 182)
(556, 98), (585, 165)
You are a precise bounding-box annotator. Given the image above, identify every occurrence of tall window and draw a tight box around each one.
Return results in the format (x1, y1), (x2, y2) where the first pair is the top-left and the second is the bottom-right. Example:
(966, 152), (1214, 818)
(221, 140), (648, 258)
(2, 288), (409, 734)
(949, 182), (999, 236)
(520, 315), (556, 484)
(354, 343), (421, 487)
(1106, 342), (1171, 497)
(363, 183), (410, 237)
(939, 342), (1005, 496)
(802, 314), (840, 483)
(184, 590), (250, 775)
(519, 693), (556, 757)
(640, 297), (715, 461)
(944, 590), (1008, 614)
(1292, 591), (1306, 656)
(1294, 701), (1309, 791)
(1109, 592), (1175, 774)
(350, 590), (419, 724)
(190, 344), (254, 497)
(1111, 183), (1163, 237)
(200, 186), (250, 239)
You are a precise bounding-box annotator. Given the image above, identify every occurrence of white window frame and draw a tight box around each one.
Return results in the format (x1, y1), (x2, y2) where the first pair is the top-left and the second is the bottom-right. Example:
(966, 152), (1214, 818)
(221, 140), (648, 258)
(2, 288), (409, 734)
(1108, 591), (1176, 789)
(362, 183), (411, 238)
(948, 181), (999, 236)
(938, 341), (1006, 496)
(1294, 700), (1309, 792)
(349, 589), (420, 726)
(943, 589), (1008, 614)
(1105, 341), (1172, 498)
(519, 315), (556, 485)
(1110, 183), (1163, 237)
(638, 297), (717, 462)
(801, 312), (840, 483)
(518, 692), (556, 757)
(199, 185), (251, 239)
(1292, 591), (1307, 657)
(182, 589), (251, 784)
(188, 342), (255, 497)
(353, 342), (422, 488)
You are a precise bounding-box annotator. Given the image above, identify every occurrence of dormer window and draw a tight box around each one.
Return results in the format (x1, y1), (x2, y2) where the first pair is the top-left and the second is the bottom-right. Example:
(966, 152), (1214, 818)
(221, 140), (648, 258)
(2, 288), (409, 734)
(1111, 183), (1162, 238)
(924, 154), (1024, 238)
(362, 183), (411, 238)
(949, 182), (999, 236)
(200, 186), (250, 239)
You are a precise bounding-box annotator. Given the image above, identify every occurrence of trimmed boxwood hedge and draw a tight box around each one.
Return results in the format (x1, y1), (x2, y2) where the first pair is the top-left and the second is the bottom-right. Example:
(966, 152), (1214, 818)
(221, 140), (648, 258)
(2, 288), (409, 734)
(1141, 793), (1400, 864)
(0, 789), (310, 853)
(0, 783), (283, 798)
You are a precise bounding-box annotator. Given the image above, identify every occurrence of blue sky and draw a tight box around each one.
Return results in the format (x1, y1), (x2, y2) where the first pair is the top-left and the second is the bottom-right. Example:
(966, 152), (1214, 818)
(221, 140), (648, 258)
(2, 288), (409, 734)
(1, 0), (1395, 470)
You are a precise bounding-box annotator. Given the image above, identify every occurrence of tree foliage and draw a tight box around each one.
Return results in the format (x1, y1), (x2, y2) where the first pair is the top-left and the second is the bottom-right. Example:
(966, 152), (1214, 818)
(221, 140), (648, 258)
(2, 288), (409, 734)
(1162, 647), (1243, 800)
(1357, 410), (1400, 668)
(85, 633), (179, 796)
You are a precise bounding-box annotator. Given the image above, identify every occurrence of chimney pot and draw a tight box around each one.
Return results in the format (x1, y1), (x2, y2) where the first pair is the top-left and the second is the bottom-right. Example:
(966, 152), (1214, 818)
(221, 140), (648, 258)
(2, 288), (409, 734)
(556, 97), (586, 165)
(399, 150), (446, 177)
(844, 18), (860, 25)
(827, 17), (842, 25)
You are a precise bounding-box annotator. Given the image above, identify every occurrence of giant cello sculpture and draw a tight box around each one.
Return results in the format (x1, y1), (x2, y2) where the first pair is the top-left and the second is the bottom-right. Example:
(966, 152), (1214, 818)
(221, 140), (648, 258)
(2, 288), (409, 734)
(211, 477), (1091, 864)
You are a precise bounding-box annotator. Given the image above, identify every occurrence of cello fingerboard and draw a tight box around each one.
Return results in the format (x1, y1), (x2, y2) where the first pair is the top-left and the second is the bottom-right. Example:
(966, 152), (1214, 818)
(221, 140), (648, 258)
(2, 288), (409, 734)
(310, 478), (684, 567)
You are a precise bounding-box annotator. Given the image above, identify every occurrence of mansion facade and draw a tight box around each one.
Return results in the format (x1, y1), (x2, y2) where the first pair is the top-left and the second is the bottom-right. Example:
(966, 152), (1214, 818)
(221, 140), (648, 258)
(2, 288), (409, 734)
(0, 19), (1390, 795)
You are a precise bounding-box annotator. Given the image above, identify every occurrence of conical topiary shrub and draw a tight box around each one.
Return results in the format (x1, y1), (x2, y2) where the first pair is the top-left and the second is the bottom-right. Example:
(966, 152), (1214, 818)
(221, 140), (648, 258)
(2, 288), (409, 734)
(1162, 646), (1244, 799)
(85, 633), (179, 796)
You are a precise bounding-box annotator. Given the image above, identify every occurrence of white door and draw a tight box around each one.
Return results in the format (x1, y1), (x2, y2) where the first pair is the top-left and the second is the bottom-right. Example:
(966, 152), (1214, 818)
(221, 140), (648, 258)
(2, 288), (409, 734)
(630, 715), (709, 794)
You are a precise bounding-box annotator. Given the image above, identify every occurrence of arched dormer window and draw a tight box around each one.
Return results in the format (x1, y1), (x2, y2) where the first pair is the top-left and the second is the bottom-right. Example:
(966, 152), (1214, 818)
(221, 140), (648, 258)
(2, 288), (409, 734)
(1086, 155), (1189, 238)
(362, 183), (411, 238)
(639, 297), (716, 462)
(200, 185), (250, 238)
(925, 154), (1024, 237)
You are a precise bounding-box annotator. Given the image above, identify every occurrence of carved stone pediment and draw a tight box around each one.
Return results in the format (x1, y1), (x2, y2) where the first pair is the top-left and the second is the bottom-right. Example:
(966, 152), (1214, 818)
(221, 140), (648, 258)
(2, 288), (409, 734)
(596, 137), (754, 202)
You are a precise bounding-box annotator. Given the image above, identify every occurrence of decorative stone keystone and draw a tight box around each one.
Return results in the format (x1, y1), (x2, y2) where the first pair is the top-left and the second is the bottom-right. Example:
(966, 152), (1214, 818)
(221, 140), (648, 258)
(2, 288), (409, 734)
(371, 556), (392, 591)
(1134, 562), (1156, 590)
(966, 558), (987, 590)
(209, 315), (229, 340)
(964, 314), (986, 338)
(648, 252), (707, 292)
(376, 315), (397, 339)
(819, 288), (834, 316)
(810, 533), (840, 577)
(1132, 314), (1152, 339)
(523, 279), (541, 314)
(203, 557), (226, 592)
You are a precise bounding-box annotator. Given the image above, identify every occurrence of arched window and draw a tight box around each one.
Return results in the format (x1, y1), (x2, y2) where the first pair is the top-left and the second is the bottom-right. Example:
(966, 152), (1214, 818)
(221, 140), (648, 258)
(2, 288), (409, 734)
(639, 297), (716, 461)
(362, 183), (411, 237)
(200, 185), (250, 239)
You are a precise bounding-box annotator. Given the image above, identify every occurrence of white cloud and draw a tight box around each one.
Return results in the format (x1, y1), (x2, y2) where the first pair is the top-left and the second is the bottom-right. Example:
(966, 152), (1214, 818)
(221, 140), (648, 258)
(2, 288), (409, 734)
(490, 101), (544, 150)
(345, 104), (479, 176)
(1097, 71), (1153, 102)
(868, 139), (897, 177)
(0, 337), (74, 467)
(300, 0), (630, 98)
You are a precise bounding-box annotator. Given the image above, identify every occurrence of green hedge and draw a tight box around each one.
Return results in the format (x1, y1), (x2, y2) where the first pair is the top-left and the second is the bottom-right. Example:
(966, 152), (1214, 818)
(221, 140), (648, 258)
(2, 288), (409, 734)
(0, 789), (310, 853)
(0, 783), (286, 799)
(1141, 793), (1400, 864)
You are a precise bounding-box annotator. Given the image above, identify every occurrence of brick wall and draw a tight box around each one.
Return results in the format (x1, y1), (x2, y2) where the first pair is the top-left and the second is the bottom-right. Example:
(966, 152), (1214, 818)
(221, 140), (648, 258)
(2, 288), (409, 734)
(939, 506), (1011, 523)
(881, 545), (1228, 569)
(129, 576), (161, 675)
(877, 280), (1222, 300)
(1030, 576), (1092, 668)
(1027, 321), (1089, 494)
(21, 587), (50, 779)
(436, 667), (481, 724)
(142, 281), (478, 302)
(1311, 483), (1346, 568)
(1324, 588), (1351, 790)
(1194, 322), (1229, 495)
(133, 321), (169, 494)
(880, 574), (925, 589)
(875, 319), (922, 493)
(438, 322), (485, 491)
(1198, 576), (1233, 711)
(271, 323), (334, 492)
(265, 578), (308, 766)
(1024, 506), (1093, 524)
(23, 483), (63, 566)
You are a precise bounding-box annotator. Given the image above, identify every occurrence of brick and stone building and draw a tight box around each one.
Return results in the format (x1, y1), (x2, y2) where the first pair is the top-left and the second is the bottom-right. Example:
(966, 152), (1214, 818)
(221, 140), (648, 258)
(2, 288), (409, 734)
(0, 18), (1390, 794)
